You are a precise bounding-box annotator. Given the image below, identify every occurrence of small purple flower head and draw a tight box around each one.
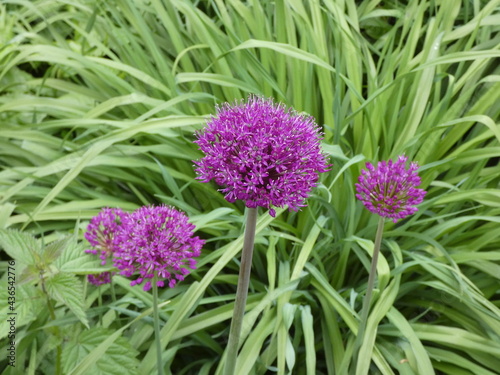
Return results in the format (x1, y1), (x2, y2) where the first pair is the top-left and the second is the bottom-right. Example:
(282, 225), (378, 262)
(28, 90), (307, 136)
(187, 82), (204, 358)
(355, 156), (426, 222)
(113, 205), (204, 291)
(194, 96), (330, 217)
(87, 272), (113, 286)
(85, 207), (127, 266)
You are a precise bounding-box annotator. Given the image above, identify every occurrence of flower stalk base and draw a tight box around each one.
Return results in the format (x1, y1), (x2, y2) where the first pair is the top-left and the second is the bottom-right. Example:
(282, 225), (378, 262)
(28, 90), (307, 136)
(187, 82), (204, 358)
(353, 216), (385, 374)
(224, 207), (258, 375)
(152, 273), (164, 375)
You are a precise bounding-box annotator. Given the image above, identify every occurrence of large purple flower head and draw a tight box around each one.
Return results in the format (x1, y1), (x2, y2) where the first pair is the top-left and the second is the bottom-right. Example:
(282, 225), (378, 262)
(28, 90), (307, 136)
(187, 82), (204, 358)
(355, 156), (426, 222)
(85, 207), (126, 286)
(113, 205), (204, 291)
(194, 96), (330, 217)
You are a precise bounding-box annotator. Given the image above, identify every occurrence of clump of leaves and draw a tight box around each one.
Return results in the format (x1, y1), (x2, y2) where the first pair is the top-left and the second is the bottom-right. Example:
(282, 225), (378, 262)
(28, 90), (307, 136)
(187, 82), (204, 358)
(0, 229), (139, 374)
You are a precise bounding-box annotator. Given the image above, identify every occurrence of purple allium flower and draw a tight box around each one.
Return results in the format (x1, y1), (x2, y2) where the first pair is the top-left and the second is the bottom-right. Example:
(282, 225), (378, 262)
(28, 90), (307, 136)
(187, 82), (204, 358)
(87, 272), (113, 286)
(355, 156), (426, 222)
(85, 207), (127, 265)
(113, 205), (204, 291)
(194, 96), (330, 217)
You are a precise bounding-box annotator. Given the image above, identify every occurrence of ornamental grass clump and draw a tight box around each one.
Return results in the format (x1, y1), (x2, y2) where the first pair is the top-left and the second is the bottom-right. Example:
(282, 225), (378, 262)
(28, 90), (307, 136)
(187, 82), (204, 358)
(353, 156), (426, 374)
(194, 95), (329, 375)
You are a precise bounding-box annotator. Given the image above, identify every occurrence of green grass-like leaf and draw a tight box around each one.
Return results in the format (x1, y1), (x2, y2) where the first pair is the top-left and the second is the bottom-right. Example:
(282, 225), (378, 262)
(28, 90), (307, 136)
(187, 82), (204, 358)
(1, 0), (499, 373)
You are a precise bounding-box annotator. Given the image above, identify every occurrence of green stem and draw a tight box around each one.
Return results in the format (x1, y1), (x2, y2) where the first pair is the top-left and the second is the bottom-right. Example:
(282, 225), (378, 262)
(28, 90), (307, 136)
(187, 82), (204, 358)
(353, 216), (385, 374)
(110, 281), (117, 303)
(152, 273), (164, 375)
(97, 286), (103, 324)
(224, 207), (258, 375)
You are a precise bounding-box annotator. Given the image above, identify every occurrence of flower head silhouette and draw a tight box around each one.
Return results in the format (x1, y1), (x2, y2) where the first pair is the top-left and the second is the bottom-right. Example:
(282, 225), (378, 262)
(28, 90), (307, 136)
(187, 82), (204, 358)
(355, 156), (426, 222)
(194, 96), (329, 216)
(113, 205), (204, 291)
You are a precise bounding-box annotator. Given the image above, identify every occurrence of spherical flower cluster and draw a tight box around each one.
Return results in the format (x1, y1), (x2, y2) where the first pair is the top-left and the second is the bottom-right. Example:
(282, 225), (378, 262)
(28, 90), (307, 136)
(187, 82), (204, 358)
(194, 96), (330, 217)
(355, 156), (426, 222)
(84, 208), (125, 286)
(84, 206), (204, 290)
(113, 205), (205, 291)
(85, 207), (125, 264)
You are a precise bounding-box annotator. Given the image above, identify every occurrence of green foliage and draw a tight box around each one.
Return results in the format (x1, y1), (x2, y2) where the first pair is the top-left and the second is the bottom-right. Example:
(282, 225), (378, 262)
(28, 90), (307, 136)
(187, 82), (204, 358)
(63, 327), (139, 375)
(0, 277), (45, 339)
(0, 0), (499, 374)
(0, 230), (96, 373)
(0, 229), (91, 328)
(45, 273), (88, 328)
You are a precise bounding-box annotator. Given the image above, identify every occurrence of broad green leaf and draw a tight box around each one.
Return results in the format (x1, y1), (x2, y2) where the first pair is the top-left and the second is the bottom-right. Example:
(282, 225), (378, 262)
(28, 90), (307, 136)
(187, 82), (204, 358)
(0, 283), (44, 340)
(63, 327), (139, 375)
(54, 240), (104, 274)
(301, 305), (316, 375)
(0, 203), (15, 229)
(67, 300), (169, 375)
(386, 308), (434, 375)
(44, 236), (72, 265)
(44, 273), (88, 328)
(0, 229), (40, 266)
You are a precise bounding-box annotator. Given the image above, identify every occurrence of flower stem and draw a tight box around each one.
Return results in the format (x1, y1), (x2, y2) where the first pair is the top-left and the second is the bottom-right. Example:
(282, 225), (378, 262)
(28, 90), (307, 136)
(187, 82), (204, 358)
(97, 286), (103, 324)
(152, 273), (164, 375)
(224, 207), (258, 375)
(110, 282), (117, 303)
(353, 216), (385, 374)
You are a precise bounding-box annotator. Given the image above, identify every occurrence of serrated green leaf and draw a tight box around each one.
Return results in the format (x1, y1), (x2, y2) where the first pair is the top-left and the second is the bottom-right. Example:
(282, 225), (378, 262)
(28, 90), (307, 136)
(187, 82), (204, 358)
(68, 301), (168, 375)
(0, 229), (41, 266)
(18, 265), (40, 285)
(0, 282), (44, 339)
(44, 236), (72, 264)
(45, 273), (88, 328)
(54, 240), (104, 274)
(62, 327), (139, 375)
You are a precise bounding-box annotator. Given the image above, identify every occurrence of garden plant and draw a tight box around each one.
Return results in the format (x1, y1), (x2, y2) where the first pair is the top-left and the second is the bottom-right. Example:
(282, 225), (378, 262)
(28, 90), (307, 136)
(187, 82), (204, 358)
(0, 0), (499, 374)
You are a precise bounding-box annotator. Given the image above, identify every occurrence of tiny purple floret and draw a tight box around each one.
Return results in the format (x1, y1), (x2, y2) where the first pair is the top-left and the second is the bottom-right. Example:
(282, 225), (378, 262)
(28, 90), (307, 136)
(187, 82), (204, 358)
(87, 272), (113, 286)
(194, 95), (330, 216)
(113, 205), (204, 291)
(355, 156), (426, 222)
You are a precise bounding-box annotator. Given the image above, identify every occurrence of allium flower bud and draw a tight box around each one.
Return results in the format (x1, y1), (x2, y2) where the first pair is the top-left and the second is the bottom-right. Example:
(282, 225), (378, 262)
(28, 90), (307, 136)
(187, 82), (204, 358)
(113, 205), (204, 291)
(355, 156), (426, 222)
(194, 96), (330, 217)
(85, 207), (126, 285)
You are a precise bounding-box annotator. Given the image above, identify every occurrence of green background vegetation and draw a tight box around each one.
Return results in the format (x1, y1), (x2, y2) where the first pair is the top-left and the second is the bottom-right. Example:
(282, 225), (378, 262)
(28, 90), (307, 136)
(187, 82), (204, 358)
(0, 0), (499, 374)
